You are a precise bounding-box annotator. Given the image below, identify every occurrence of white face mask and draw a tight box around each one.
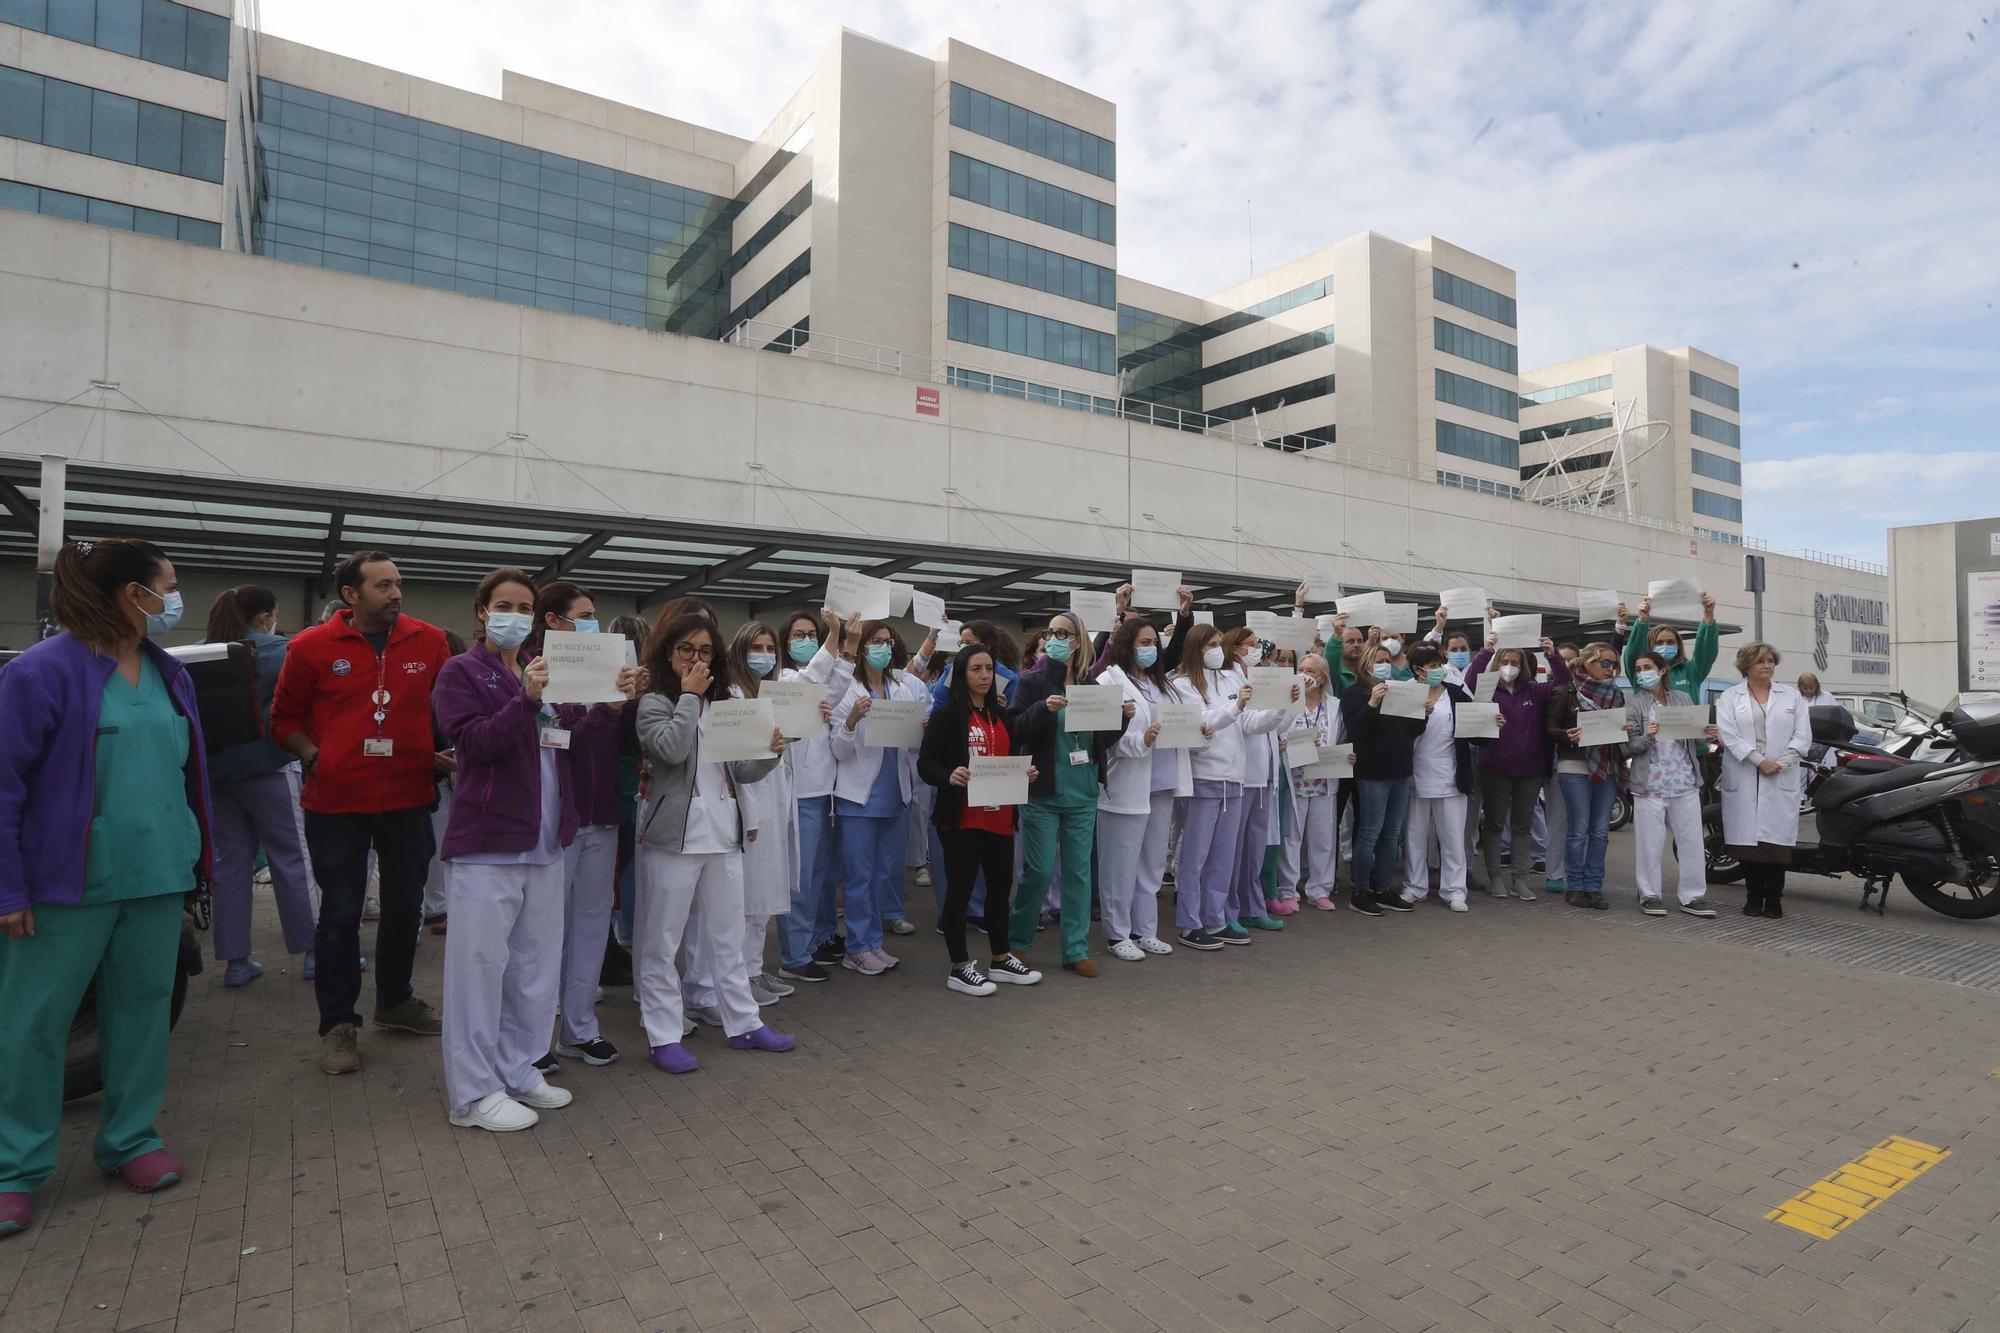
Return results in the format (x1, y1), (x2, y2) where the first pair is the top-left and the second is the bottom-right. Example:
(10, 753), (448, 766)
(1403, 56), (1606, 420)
(1380, 638), (1403, 658)
(1202, 646), (1225, 670)
(1499, 664), (1521, 683)
(1243, 645), (1263, 668)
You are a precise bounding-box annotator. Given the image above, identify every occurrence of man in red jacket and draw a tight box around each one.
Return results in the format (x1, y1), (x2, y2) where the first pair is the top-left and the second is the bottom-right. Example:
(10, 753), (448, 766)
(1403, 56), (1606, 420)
(271, 551), (451, 1075)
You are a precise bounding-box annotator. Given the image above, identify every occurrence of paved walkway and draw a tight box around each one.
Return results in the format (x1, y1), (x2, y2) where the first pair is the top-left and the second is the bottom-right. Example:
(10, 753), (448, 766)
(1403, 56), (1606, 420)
(6, 847), (1999, 1333)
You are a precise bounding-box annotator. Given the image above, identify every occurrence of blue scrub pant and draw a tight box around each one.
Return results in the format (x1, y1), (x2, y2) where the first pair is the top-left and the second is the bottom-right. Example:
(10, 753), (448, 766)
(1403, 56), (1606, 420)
(779, 796), (840, 969)
(835, 805), (903, 955)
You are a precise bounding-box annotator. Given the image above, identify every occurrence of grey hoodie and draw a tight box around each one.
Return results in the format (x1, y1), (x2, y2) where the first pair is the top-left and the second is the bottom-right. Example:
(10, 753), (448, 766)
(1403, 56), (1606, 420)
(635, 692), (781, 853)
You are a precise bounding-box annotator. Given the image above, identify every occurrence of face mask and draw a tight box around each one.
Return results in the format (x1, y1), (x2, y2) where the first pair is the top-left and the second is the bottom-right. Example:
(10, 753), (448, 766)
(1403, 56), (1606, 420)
(1425, 667), (1446, 686)
(1381, 637), (1403, 658)
(568, 618), (599, 634)
(1202, 646), (1226, 670)
(1243, 645), (1263, 667)
(1448, 650), (1471, 671)
(1044, 636), (1072, 663)
(1135, 645), (1159, 669)
(136, 586), (182, 637)
(789, 637), (818, 663)
(1499, 664), (1521, 683)
(1656, 642), (1679, 662)
(866, 643), (894, 670)
(484, 612), (532, 649)
(747, 651), (777, 677)
(1636, 669), (1662, 689)
(1370, 662), (1393, 681)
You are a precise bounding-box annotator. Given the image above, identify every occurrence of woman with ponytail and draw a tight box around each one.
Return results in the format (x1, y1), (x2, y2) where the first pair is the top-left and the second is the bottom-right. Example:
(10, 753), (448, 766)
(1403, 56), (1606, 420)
(202, 585), (317, 988)
(0, 539), (213, 1234)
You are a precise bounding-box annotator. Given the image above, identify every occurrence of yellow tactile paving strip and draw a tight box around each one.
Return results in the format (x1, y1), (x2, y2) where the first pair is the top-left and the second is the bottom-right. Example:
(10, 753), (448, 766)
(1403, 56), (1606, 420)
(1766, 1135), (1951, 1239)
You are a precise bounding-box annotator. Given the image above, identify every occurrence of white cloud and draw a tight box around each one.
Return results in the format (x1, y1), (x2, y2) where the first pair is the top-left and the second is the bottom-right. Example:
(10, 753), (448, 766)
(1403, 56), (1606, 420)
(1852, 396), (1906, 422)
(1745, 450), (2000, 561)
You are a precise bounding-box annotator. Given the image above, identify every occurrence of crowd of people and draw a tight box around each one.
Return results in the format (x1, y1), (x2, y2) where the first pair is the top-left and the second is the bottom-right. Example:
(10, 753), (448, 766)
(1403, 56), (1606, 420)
(0, 539), (1830, 1232)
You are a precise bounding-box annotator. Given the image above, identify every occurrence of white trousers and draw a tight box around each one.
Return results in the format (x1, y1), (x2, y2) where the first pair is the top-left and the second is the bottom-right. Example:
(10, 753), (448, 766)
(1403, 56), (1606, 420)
(441, 858), (565, 1116)
(1096, 790), (1170, 943)
(683, 912), (772, 1006)
(636, 847), (761, 1045)
(1285, 791), (1337, 901)
(558, 824), (618, 1044)
(1634, 791), (1706, 905)
(1404, 794), (1470, 903)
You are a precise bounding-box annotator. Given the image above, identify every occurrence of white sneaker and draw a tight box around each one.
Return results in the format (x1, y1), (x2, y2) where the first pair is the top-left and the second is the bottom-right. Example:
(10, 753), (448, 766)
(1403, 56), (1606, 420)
(1135, 935), (1175, 955)
(510, 1079), (572, 1110)
(1108, 939), (1145, 962)
(946, 963), (995, 996)
(915, 867), (932, 887)
(749, 978), (782, 1007)
(757, 973), (795, 997)
(840, 951), (887, 976)
(1447, 900), (1469, 913)
(450, 1092), (538, 1132)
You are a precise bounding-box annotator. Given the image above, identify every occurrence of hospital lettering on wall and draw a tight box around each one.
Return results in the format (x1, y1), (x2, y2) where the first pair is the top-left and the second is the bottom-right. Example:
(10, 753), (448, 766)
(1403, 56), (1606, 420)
(1814, 592), (1890, 677)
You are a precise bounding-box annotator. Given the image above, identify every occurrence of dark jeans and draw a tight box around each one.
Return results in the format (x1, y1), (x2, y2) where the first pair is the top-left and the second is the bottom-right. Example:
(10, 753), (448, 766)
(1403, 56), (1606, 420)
(1744, 862), (1786, 909)
(1557, 773), (1616, 895)
(938, 826), (1016, 965)
(304, 807), (434, 1035)
(1353, 778), (1412, 896)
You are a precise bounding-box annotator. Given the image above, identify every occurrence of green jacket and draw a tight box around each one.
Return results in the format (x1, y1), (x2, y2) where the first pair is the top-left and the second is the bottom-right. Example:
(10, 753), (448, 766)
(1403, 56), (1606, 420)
(1623, 617), (1717, 703)
(1320, 641), (1356, 693)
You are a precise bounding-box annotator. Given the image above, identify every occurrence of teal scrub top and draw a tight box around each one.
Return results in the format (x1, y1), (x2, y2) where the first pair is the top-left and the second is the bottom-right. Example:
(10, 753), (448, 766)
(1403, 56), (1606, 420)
(1050, 728), (1098, 810)
(86, 656), (201, 902)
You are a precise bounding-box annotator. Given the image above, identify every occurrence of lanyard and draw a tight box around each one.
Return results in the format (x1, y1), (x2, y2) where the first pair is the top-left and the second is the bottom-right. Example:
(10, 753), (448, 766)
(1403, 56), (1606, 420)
(370, 648), (391, 736)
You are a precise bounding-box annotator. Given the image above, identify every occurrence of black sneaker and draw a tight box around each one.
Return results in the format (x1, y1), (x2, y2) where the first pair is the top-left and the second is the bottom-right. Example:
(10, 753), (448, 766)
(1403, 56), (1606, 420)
(986, 954), (1043, 984)
(1351, 895), (1385, 917)
(1177, 929), (1224, 951)
(1588, 892), (1610, 911)
(1378, 896), (1415, 913)
(1680, 899), (1718, 918)
(555, 1037), (620, 1066)
(812, 937), (846, 965)
(778, 961), (830, 983)
(532, 1053), (561, 1076)
(1038, 908), (1060, 929)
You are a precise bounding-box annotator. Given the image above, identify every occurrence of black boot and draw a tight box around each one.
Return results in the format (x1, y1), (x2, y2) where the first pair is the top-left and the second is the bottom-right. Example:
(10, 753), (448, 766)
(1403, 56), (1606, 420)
(1743, 890), (1764, 917)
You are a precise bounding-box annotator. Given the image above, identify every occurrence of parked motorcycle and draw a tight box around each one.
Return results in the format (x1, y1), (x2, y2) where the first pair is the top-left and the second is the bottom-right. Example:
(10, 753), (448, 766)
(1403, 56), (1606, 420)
(1701, 698), (2000, 918)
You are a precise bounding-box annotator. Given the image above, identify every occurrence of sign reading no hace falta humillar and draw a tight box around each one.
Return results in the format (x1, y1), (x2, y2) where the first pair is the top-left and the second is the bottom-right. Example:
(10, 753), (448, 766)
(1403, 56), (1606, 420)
(1815, 592), (1890, 678)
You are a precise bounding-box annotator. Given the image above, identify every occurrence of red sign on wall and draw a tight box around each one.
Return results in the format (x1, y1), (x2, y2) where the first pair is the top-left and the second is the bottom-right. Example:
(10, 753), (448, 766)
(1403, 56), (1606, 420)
(916, 387), (940, 416)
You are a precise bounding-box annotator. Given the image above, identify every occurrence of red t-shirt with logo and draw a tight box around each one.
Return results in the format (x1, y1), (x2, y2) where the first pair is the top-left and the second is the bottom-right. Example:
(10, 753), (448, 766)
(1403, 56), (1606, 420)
(960, 709), (1014, 836)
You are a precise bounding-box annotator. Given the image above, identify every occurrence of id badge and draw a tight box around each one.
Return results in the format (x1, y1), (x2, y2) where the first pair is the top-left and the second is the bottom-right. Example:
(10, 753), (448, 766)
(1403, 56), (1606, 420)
(363, 737), (394, 757)
(540, 727), (572, 751)
(1068, 748), (1091, 766)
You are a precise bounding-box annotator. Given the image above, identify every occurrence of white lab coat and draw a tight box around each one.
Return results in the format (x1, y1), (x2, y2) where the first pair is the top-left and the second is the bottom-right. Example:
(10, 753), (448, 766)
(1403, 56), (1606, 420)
(1095, 665), (1159, 816)
(1715, 681), (1813, 848)
(828, 669), (933, 805)
(728, 683), (800, 915)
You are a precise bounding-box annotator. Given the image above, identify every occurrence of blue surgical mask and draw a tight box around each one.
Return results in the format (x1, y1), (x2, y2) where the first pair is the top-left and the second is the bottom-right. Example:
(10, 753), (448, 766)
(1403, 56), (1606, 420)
(138, 586), (182, 637)
(1045, 636), (1072, 663)
(747, 651), (778, 677)
(1656, 642), (1679, 662)
(567, 618), (599, 634)
(1425, 667), (1446, 686)
(789, 637), (818, 663)
(866, 643), (894, 670)
(484, 612), (532, 649)
(1135, 645), (1159, 669)
(1637, 669), (1662, 689)
(1370, 662), (1393, 681)
(1448, 650), (1471, 671)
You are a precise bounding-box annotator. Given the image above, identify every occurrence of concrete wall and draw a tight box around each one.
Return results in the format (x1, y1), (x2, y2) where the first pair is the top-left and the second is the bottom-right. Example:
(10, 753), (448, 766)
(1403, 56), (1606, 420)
(0, 210), (1891, 690)
(1891, 517), (2000, 705)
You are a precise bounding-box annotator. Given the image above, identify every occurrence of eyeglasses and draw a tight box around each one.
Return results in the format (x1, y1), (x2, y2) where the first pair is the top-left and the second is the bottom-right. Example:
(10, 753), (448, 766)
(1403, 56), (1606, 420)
(1047, 627), (1076, 640)
(672, 643), (714, 661)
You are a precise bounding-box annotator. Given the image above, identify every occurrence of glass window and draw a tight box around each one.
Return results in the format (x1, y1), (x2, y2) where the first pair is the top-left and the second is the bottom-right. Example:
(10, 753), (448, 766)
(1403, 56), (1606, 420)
(1, 172), (216, 243)
(1690, 410), (1740, 447)
(1519, 373), (1610, 405)
(139, 0), (185, 68)
(1691, 448), (1742, 485)
(134, 98), (180, 172)
(1519, 413), (1611, 443)
(947, 151), (1113, 245)
(42, 76), (91, 153)
(1436, 419), (1520, 470)
(1432, 268), (1516, 327)
(1433, 318), (1517, 374)
(945, 222), (1115, 310)
(95, 0), (141, 56)
(0, 66), (42, 143)
(946, 294), (1113, 376)
(1692, 488), (1742, 523)
(45, 0), (91, 43)
(38, 185), (86, 219)
(1207, 375), (1335, 422)
(1688, 371), (1739, 412)
(948, 83), (1115, 181)
(1202, 326), (1333, 386)
(1, 0), (48, 31)
(1435, 368), (1518, 422)
(90, 88), (137, 163)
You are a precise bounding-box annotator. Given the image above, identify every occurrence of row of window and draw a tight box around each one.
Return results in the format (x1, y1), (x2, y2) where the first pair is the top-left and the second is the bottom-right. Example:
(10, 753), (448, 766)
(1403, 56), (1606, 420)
(1520, 412), (1612, 443)
(1203, 276), (1333, 339)
(1437, 469), (1522, 500)
(1519, 373), (1610, 405)
(725, 249), (808, 331)
(947, 221), (1115, 310)
(946, 294), (1116, 376)
(1432, 268), (1516, 328)
(1201, 326), (1332, 387)
(1433, 317), (1518, 374)
(948, 151), (1114, 245)
(1690, 409), (1740, 447)
(0, 65), (223, 181)
(949, 82), (1114, 181)
(0, 0), (228, 80)
(1695, 526), (1744, 546)
(1435, 368), (1518, 423)
(1688, 370), (1739, 412)
(947, 365), (1119, 415)
(1115, 304), (1205, 411)
(1521, 450), (1613, 480)
(1207, 374), (1334, 422)
(1436, 419), (1520, 470)
(1693, 488), (1742, 523)
(1690, 447), (1741, 485)
(0, 175), (217, 243)
(725, 183), (808, 290)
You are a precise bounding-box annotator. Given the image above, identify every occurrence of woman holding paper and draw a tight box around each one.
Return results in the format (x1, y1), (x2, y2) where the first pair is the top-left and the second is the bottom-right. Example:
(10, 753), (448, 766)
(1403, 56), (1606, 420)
(431, 569), (634, 1131)
(1715, 642), (1811, 919)
(916, 643), (1044, 994)
(1545, 641), (1629, 914)
(633, 612), (794, 1074)
(1398, 643), (1480, 911)
(1282, 656), (1344, 911)
(828, 621), (933, 976)
(1465, 618), (1570, 902)
(1621, 592), (1719, 703)
(1222, 628), (1293, 934)
(1622, 650), (1713, 917)
(1093, 619), (1190, 959)
(1167, 624), (1254, 950)
(773, 610), (854, 983)
(1339, 644), (1431, 914)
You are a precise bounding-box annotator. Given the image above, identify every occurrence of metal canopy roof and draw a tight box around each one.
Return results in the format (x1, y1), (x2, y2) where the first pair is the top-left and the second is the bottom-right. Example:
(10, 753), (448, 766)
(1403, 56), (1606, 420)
(0, 456), (1718, 638)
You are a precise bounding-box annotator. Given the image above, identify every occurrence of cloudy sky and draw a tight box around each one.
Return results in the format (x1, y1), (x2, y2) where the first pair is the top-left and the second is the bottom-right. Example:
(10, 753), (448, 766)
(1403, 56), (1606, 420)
(259, 0), (2000, 563)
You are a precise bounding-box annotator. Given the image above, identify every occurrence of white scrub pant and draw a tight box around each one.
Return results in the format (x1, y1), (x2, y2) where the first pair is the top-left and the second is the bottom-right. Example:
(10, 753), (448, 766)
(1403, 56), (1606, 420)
(1404, 794), (1470, 904)
(441, 859), (564, 1117)
(682, 912), (772, 1008)
(1097, 790), (1171, 943)
(1634, 791), (1706, 905)
(1286, 791), (1337, 902)
(558, 824), (618, 1045)
(635, 847), (761, 1045)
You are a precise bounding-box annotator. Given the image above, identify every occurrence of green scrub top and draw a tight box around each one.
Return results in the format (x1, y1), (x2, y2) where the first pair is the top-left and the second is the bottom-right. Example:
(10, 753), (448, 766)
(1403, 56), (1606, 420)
(1051, 728), (1098, 810)
(86, 655), (201, 902)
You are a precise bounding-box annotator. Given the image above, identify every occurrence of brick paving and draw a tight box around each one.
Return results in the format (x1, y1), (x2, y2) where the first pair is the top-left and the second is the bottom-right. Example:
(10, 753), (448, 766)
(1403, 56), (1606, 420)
(6, 845), (2000, 1333)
